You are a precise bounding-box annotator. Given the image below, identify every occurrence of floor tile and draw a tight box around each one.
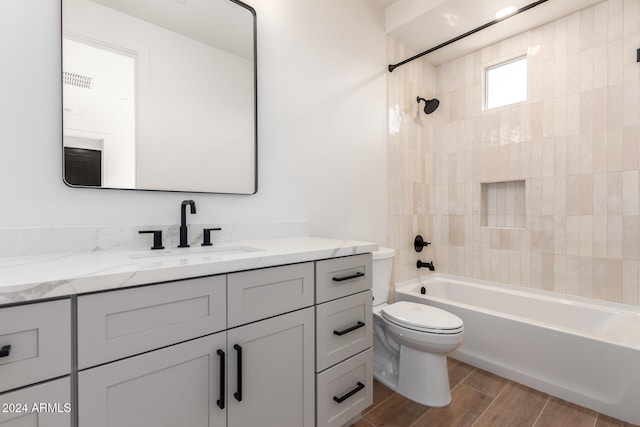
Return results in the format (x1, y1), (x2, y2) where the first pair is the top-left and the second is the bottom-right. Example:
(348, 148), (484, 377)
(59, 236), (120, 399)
(447, 358), (475, 388)
(472, 382), (548, 427)
(363, 391), (430, 427)
(363, 379), (395, 413)
(534, 397), (598, 427)
(349, 417), (375, 427)
(410, 384), (493, 427)
(462, 368), (509, 398)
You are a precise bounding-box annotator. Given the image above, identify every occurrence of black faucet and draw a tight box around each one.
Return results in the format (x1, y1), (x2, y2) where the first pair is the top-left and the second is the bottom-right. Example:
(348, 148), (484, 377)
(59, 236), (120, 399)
(417, 260), (435, 271)
(178, 200), (197, 248)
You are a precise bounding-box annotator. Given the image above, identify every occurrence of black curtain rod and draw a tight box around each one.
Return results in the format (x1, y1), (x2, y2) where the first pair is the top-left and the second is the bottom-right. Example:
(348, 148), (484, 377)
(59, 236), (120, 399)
(388, 0), (549, 72)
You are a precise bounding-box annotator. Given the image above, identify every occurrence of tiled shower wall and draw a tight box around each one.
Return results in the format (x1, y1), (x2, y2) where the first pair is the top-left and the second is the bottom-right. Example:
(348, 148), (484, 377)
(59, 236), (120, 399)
(387, 0), (640, 305)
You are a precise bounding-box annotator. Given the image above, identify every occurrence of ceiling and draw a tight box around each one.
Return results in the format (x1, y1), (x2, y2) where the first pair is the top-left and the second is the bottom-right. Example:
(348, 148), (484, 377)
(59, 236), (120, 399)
(377, 0), (605, 65)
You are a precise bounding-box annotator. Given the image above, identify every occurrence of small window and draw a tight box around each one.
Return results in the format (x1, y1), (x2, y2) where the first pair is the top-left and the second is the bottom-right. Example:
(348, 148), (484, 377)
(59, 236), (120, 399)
(485, 56), (527, 109)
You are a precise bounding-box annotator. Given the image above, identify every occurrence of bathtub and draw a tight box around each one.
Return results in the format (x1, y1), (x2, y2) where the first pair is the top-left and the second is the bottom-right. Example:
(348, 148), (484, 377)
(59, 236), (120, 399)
(394, 274), (640, 425)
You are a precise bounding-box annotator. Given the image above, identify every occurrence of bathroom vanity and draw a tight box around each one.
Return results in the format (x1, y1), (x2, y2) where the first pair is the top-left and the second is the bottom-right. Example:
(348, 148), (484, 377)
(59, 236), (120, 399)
(0, 237), (375, 427)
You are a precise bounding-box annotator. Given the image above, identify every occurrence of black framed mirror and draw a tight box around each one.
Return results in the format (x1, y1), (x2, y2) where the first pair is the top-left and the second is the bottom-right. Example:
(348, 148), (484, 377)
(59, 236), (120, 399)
(62, 0), (257, 194)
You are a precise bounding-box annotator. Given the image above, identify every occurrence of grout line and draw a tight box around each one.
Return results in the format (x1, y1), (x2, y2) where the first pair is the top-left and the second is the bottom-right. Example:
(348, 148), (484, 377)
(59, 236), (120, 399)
(592, 413), (599, 427)
(470, 380), (511, 427)
(531, 396), (551, 427)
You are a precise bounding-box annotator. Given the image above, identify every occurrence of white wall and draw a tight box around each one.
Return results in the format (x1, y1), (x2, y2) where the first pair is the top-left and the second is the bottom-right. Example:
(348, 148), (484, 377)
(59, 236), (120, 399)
(0, 0), (388, 244)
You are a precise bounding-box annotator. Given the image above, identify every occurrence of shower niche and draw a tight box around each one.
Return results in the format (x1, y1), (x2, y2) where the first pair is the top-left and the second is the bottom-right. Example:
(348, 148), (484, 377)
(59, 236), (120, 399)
(481, 180), (525, 228)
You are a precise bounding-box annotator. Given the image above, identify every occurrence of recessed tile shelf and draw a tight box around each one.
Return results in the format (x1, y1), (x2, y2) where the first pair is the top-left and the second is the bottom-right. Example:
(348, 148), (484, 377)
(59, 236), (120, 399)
(481, 180), (526, 228)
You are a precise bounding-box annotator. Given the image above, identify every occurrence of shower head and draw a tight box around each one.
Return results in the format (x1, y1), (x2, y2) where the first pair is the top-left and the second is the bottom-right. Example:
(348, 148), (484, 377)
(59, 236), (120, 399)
(417, 96), (439, 114)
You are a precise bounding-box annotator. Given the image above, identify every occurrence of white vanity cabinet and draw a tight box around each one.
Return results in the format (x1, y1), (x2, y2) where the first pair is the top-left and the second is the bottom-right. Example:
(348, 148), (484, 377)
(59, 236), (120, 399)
(0, 299), (71, 427)
(315, 254), (374, 427)
(77, 262), (316, 427)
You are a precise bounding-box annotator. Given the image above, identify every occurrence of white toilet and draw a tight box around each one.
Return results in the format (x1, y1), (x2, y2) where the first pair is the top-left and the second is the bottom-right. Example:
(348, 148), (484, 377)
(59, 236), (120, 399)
(372, 247), (464, 407)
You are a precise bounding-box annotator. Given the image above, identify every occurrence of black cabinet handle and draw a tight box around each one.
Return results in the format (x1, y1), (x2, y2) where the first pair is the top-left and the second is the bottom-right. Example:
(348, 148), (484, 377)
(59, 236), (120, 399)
(0, 345), (10, 357)
(333, 321), (365, 336)
(333, 382), (365, 404)
(216, 349), (225, 410)
(233, 344), (242, 402)
(332, 272), (364, 282)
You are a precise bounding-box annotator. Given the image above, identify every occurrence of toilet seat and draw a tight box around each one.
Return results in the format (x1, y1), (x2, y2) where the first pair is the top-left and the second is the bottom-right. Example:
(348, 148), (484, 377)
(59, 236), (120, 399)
(381, 301), (463, 335)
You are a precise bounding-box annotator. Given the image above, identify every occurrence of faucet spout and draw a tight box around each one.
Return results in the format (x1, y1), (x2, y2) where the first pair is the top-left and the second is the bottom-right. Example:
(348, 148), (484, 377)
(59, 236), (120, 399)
(417, 260), (435, 271)
(179, 200), (197, 248)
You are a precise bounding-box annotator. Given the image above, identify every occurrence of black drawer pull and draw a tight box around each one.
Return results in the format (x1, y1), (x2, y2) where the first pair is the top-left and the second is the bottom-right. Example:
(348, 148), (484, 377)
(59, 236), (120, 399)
(216, 349), (225, 410)
(333, 321), (365, 336)
(0, 345), (10, 358)
(332, 272), (364, 282)
(234, 344), (242, 402)
(333, 382), (365, 404)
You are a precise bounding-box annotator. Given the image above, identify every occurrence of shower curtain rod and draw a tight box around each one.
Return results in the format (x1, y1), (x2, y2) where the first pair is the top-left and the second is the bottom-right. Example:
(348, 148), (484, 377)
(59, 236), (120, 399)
(387, 0), (549, 72)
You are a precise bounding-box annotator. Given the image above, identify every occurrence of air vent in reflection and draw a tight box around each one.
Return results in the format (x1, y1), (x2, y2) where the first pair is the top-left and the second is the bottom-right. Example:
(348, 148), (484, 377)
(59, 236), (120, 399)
(63, 71), (92, 89)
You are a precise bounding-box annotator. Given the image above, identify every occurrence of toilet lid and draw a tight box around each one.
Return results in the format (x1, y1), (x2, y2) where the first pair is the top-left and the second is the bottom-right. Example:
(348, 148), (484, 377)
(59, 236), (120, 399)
(381, 301), (463, 334)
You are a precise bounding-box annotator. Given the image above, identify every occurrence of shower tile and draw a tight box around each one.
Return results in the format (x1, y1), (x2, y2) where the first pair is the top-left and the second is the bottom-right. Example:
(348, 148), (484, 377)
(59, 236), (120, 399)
(622, 259), (640, 305)
(592, 258), (609, 300)
(607, 172), (623, 215)
(579, 257), (594, 297)
(566, 255), (581, 295)
(623, 126), (639, 170)
(554, 254), (567, 293)
(622, 171), (639, 215)
(593, 130), (608, 173)
(607, 259), (624, 302)
(607, 215), (623, 258)
(593, 216), (608, 258)
(622, 215), (639, 258)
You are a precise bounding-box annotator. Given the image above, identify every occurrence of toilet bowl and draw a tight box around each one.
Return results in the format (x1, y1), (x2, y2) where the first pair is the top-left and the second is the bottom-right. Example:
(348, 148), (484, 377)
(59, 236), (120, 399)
(372, 248), (463, 407)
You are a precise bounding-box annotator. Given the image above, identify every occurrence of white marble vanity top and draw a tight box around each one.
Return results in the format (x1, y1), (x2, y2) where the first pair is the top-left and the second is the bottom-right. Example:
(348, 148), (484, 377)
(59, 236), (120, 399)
(0, 237), (378, 305)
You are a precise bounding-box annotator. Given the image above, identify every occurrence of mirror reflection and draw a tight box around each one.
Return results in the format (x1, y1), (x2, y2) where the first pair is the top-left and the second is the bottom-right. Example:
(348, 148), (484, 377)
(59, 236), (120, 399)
(62, 0), (257, 194)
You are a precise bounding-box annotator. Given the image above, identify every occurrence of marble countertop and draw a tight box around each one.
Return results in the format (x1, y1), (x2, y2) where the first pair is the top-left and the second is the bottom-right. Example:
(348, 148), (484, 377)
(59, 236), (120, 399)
(0, 237), (378, 305)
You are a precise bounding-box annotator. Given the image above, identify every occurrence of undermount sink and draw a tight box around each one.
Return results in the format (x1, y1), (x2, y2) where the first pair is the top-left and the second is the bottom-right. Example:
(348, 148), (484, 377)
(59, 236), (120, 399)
(128, 245), (264, 260)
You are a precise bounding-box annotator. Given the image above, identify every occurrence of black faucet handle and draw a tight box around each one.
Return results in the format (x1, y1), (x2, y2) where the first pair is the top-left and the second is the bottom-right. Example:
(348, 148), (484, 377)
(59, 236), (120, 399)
(139, 230), (165, 250)
(202, 227), (222, 246)
(414, 235), (431, 252)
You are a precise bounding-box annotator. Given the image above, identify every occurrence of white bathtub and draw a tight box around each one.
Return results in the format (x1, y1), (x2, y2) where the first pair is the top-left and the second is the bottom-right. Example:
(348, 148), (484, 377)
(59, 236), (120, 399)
(395, 274), (640, 425)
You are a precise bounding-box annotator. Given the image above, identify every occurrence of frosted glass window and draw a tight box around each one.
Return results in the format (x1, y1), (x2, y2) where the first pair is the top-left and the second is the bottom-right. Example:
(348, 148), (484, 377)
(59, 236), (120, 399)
(485, 56), (527, 109)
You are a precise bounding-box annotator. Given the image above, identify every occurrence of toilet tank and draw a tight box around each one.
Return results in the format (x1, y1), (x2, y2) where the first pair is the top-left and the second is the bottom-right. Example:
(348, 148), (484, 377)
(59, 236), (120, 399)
(372, 247), (396, 305)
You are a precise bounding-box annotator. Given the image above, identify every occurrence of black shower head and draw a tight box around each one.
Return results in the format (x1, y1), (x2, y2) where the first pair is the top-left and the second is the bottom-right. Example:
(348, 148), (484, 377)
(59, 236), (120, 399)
(416, 96), (439, 114)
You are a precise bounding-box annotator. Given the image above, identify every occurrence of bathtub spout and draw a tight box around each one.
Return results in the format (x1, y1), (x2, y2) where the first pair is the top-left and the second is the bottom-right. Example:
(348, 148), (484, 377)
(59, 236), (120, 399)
(417, 260), (435, 271)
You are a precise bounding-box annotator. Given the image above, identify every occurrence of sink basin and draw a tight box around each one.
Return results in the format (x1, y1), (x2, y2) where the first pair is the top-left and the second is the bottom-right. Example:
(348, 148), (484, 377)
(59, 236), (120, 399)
(128, 245), (264, 260)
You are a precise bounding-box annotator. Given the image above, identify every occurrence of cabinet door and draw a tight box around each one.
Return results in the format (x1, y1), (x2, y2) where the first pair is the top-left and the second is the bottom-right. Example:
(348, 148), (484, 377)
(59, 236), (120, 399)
(227, 307), (314, 427)
(0, 377), (70, 427)
(79, 332), (226, 427)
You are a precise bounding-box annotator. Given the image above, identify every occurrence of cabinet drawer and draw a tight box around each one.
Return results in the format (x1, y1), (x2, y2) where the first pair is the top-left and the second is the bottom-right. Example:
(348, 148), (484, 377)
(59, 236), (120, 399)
(227, 262), (314, 327)
(0, 377), (71, 427)
(316, 254), (372, 303)
(0, 299), (70, 393)
(78, 275), (226, 369)
(316, 349), (373, 427)
(316, 291), (372, 372)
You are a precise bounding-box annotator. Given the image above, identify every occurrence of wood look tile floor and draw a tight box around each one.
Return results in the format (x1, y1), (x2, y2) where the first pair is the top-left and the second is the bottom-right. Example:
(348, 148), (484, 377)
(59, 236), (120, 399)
(351, 359), (639, 427)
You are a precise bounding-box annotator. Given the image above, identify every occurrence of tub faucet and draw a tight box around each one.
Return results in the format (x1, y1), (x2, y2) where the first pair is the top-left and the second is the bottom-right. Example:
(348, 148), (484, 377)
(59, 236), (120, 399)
(178, 200), (197, 248)
(417, 260), (435, 271)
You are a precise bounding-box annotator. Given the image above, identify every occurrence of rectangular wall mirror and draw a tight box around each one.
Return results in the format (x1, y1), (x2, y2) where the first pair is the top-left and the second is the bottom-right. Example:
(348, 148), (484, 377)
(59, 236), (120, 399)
(62, 0), (257, 194)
